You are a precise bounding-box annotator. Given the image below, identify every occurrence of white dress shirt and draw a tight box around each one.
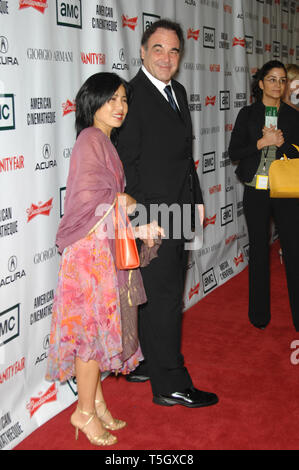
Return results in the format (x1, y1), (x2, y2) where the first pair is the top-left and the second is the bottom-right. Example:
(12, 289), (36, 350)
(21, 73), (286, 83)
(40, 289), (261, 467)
(141, 65), (180, 110)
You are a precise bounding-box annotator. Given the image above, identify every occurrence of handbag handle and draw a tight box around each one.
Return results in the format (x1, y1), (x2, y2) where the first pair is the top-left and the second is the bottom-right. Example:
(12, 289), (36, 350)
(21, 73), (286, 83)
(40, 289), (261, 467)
(88, 198), (116, 235)
(115, 194), (135, 240)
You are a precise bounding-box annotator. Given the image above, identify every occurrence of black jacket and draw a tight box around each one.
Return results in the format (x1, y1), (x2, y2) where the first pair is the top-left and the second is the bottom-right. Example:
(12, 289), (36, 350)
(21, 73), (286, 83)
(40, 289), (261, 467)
(117, 69), (203, 210)
(228, 101), (299, 183)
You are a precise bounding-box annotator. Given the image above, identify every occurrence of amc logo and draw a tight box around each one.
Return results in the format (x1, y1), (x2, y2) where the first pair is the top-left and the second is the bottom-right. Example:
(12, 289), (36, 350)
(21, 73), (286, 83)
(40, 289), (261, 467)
(202, 268), (217, 294)
(203, 151), (215, 174)
(220, 91), (230, 111)
(143, 12), (160, 32)
(221, 204), (233, 226)
(0, 304), (20, 346)
(203, 26), (215, 49)
(0, 94), (15, 131)
(56, 0), (82, 28)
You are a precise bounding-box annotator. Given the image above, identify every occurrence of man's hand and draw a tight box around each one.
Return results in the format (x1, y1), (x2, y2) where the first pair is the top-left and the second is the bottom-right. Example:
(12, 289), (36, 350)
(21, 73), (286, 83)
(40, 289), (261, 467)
(134, 220), (165, 247)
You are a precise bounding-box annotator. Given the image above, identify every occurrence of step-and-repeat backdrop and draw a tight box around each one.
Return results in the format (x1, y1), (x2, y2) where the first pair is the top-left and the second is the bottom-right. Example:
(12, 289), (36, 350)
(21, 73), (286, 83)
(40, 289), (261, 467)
(1, 0), (298, 450)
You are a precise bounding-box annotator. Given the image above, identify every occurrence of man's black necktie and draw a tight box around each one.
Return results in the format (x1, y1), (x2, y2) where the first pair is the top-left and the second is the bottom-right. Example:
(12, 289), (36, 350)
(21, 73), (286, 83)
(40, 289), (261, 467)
(164, 85), (179, 113)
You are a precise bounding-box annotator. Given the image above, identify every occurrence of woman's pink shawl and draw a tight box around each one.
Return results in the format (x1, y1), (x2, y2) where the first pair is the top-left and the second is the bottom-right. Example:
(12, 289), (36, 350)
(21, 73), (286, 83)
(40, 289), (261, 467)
(56, 126), (123, 253)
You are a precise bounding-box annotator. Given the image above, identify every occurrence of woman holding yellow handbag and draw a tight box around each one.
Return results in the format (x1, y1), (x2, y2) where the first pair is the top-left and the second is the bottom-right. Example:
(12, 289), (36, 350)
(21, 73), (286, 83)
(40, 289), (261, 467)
(229, 60), (299, 331)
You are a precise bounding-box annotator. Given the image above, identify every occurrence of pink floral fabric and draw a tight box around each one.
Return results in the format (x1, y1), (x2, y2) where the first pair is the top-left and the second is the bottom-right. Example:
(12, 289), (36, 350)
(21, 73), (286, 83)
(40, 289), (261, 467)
(46, 227), (143, 383)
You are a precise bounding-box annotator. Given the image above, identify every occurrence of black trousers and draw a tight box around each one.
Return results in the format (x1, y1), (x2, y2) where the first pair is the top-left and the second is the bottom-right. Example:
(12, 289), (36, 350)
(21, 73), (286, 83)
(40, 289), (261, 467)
(243, 185), (299, 331)
(136, 240), (193, 395)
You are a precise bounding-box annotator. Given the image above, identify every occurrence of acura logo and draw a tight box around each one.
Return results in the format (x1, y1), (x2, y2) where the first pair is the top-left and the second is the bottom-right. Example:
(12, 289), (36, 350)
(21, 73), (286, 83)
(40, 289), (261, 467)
(43, 334), (50, 349)
(0, 36), (8, 54)
(43, 143), (51, 159)
(119, 48), (125, 62)
(8, 256), (17, 272)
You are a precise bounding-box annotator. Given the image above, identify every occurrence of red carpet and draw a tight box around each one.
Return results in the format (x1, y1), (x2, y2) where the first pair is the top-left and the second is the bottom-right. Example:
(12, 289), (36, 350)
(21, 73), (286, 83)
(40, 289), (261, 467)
(15, 242), (299, 451)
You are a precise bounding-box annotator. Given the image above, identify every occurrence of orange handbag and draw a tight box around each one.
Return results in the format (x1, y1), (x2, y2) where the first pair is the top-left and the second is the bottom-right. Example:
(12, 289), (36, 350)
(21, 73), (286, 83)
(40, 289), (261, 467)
(115, 196), (140, 270)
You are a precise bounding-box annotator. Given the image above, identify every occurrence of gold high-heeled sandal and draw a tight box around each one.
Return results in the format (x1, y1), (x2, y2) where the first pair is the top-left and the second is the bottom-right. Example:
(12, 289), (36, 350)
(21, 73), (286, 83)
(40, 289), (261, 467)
(95, 400), (127, 431)
(70, 407), (117, 446)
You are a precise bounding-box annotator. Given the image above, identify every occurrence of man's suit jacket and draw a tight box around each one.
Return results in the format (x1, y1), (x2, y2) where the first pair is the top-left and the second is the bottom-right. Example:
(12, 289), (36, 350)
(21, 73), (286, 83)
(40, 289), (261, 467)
(117, 69), (203, 239)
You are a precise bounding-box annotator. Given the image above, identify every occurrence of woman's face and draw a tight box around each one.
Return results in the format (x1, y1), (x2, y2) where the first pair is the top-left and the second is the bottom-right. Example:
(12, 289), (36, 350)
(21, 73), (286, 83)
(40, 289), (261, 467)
(93, 84), (128, 136)
(259, 67), (287, 102)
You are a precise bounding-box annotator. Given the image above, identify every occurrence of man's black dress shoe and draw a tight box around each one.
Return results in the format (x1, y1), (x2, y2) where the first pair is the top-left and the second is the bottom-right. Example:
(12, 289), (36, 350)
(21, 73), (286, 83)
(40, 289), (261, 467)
(153, 386), (219, 408)
(126, 372), (150, 383)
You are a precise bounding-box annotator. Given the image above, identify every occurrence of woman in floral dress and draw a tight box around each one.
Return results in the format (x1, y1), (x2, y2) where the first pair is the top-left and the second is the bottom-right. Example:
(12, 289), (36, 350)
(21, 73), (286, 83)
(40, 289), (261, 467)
(46, 73), (162, 446)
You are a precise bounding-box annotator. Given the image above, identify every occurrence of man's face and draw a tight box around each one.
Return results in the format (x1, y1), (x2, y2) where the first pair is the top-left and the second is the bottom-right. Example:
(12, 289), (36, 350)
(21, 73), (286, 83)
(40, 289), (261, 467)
(141, 28), (181, 84)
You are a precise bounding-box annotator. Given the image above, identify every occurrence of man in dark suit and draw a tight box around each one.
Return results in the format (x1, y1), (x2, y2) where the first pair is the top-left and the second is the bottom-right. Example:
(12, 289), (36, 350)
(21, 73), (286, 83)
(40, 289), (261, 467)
(117, 19), (218, 408)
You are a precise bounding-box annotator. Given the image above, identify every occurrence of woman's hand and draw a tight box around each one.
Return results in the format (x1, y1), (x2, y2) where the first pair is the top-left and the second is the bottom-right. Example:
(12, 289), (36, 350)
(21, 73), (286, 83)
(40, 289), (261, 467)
(257, 126), (285, 149)
(134, 220), (165, 248)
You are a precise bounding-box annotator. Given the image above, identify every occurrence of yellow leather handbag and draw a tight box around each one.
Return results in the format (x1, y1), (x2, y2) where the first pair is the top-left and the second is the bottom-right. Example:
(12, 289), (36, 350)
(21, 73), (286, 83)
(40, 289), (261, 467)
(269, 145), (299, 198)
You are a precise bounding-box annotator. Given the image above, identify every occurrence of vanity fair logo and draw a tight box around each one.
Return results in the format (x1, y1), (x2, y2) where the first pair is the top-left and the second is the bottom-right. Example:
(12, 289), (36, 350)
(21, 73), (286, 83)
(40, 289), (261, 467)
(81, 51), (106, 65)
(19, 0), (48, 13)
(122, 14), (138, 30)
(0, 357), (25, 384)
(0, 155), (24, 173)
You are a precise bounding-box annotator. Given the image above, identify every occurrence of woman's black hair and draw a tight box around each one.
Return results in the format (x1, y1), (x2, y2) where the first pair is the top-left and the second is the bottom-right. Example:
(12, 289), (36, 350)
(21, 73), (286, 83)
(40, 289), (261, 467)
(75, 72), (131, 139)
(251, 60), (287, 101)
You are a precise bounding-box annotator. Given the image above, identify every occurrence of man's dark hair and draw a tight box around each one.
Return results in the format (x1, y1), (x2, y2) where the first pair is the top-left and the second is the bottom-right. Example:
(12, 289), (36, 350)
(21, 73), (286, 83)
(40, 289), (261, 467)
(141, 19), (185, 53)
